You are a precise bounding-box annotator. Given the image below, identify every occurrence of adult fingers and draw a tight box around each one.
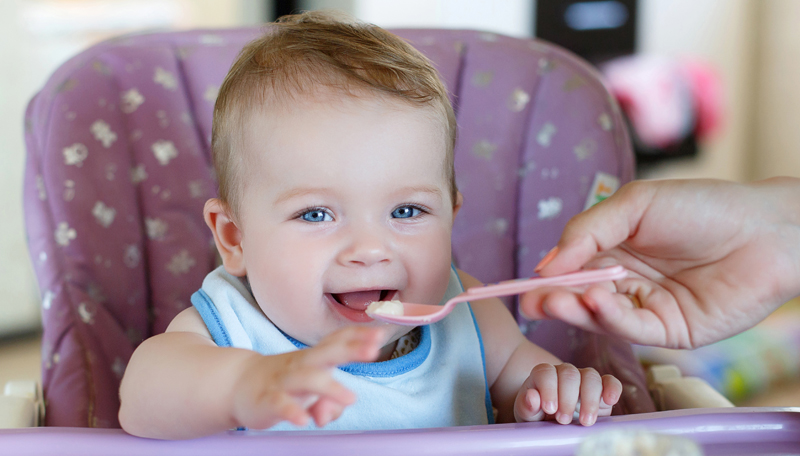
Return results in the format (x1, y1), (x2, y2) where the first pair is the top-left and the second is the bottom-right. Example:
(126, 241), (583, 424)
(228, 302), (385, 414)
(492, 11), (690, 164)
(582, 279), (691, 347)
(520, 286), (618, 336)
(535, 181), (655, 276)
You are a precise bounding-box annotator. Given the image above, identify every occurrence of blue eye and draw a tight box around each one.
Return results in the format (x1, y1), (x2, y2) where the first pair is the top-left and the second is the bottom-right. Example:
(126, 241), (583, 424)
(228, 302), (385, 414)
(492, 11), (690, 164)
(300, 209), (333, 222)
(392, 206), (421, 219)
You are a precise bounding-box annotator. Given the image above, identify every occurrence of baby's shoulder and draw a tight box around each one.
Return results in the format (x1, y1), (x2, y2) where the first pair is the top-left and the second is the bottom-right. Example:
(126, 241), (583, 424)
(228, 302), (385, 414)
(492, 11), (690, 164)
(166, 307), (214, 340)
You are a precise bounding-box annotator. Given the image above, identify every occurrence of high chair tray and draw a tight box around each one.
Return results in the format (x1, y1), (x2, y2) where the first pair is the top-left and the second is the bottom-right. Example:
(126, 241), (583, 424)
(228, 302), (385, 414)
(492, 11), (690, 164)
(2, 407), (798, 455)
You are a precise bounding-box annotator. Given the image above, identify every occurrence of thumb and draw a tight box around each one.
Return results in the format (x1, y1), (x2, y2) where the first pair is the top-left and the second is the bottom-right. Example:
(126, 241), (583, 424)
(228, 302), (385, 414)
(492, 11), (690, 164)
(536, 181), (654, 276)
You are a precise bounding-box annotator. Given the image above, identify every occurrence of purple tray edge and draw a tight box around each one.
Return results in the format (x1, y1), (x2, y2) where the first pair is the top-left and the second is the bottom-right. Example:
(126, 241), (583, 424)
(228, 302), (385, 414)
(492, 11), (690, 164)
(2, 407), (799, 456)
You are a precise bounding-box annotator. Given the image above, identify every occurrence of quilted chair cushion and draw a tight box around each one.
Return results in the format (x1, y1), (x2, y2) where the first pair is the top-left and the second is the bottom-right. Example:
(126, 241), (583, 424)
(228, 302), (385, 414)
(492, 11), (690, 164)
(23, 26), (651, 428)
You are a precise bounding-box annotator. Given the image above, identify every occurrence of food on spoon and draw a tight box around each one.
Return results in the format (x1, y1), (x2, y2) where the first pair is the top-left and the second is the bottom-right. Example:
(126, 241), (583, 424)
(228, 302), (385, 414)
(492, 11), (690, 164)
(366, 300), (404, 317)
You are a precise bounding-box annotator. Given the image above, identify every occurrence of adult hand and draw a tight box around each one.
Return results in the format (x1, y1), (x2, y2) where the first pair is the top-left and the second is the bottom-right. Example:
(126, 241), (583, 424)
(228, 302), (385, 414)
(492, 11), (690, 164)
(520, 177), (800, 349)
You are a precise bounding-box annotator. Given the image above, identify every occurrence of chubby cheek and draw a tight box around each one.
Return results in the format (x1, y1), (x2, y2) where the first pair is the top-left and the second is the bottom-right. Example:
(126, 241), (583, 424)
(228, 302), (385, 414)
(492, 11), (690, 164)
(403, 228), (454, 305)
(242, 233), (331, 337)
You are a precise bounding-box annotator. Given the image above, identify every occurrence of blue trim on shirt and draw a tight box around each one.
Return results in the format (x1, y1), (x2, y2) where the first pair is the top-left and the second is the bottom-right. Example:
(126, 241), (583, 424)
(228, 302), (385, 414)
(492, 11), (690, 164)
(452, 267), (495, 425)
(468, 304), (495, 425)
(191, 290), (233, 347)
(282, 326), (432, 378)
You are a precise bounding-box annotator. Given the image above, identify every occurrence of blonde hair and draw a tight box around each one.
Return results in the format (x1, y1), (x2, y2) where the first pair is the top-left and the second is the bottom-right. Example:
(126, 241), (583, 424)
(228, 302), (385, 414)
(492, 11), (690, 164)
(211, 11), (458, 220)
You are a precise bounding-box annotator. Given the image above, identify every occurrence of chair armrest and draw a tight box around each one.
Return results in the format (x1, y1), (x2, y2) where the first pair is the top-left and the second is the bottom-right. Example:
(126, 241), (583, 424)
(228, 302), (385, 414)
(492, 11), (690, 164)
(646, 364), (734, 410)
(0, 380), (43, 428)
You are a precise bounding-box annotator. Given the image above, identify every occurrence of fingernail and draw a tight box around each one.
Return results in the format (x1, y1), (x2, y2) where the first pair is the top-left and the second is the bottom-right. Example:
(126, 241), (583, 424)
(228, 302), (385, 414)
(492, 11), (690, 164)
(323, 408), (334, 426)
(541, 302), (553, 318)
(556, 413), (571, 424)
(544, 401), (557, 414)
(534, 246), (559, 272)
(582, 293), (599, 312)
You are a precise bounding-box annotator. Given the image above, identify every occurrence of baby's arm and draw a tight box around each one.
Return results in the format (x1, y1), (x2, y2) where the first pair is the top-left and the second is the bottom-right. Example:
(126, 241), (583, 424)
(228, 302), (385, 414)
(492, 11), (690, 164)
(459, 270), (621, 426)
(118, 307), (383, 439)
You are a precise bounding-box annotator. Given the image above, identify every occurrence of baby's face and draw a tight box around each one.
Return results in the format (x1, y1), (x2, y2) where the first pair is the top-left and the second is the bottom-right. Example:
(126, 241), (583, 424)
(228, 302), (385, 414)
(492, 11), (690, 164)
(236, 94), (457, 353)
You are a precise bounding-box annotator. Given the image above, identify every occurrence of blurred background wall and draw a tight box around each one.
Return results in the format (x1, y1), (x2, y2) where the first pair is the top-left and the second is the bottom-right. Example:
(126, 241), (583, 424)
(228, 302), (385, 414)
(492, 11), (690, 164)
(1, 0), (799, 337)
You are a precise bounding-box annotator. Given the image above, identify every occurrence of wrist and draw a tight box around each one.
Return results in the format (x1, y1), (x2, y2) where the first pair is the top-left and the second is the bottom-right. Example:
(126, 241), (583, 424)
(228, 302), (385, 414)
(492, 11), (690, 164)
(227, 349), (269, 428)
(752, 176), (800, 300)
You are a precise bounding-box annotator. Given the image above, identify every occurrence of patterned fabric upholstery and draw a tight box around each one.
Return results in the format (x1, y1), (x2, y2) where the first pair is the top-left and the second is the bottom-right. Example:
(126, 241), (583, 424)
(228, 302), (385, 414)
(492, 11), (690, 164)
(23, 27), (652, 428)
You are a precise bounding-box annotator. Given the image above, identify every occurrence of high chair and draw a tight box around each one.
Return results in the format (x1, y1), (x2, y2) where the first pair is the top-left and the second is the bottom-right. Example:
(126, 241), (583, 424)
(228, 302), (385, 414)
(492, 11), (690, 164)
(4, 26), (795, 455)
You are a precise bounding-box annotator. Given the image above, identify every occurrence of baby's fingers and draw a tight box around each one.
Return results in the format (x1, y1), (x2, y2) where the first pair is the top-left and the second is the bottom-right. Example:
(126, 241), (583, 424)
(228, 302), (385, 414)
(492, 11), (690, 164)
(577, 372), (621, 426)
(600, 374), (622, 414)
(245, 390), (311, 429)
(284, 365), (356, 407)
(307, 397), (345, 428)
(529, 363), (559, 418)
(305, 326), (384, 368)
(513, 387), (545, 422)
(555, 364), (581, 424)
(577, 368), (603, 426)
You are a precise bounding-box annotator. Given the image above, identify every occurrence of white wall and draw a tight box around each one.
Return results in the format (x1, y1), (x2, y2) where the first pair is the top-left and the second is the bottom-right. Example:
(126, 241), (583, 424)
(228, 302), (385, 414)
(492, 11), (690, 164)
(346, 0), (534, 38)
(0, 1), (40, 336)
(752, 0), (800, 180)
(636, 0), (759, 182)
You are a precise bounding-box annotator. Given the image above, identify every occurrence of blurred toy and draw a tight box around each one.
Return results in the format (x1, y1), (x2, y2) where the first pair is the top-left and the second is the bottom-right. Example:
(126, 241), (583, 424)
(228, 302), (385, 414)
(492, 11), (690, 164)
(601, 55), (723, 161)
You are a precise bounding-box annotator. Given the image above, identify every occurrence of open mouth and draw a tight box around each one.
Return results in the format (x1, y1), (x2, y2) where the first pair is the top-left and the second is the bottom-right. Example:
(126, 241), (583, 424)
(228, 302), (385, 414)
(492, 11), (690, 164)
(331, 289), (395, 311)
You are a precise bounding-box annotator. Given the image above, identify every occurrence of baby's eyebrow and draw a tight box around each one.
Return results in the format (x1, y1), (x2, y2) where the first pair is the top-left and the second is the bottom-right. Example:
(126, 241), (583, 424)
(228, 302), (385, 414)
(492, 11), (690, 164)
(274, 187), (333, 204)
(274, 185), (443, 204)
(399, 185), (445, 199)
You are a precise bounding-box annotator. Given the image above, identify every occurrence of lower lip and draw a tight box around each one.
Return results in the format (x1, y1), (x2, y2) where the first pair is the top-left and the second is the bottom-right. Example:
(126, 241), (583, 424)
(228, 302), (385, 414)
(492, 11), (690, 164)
(325, 294), (375, 323)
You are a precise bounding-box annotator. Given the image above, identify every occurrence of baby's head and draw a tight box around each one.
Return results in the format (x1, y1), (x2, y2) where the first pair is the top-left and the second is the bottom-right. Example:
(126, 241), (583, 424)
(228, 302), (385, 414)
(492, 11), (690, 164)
(211, 11), (458, 221)
(205, 11), (462, 355)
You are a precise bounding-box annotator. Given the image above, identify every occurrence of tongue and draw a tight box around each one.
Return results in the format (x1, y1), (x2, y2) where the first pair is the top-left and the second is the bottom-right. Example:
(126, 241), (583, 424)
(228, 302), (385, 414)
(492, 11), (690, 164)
(336, 291), (382, 310)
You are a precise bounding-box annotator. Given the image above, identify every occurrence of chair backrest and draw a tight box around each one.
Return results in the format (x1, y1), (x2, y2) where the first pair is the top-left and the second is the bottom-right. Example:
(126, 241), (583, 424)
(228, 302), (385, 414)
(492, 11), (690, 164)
(23, 26), (651, 428)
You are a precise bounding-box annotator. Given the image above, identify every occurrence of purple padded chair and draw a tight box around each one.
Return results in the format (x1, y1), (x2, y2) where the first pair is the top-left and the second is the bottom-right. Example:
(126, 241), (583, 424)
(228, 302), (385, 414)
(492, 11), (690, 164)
(23, 26), (651, 428)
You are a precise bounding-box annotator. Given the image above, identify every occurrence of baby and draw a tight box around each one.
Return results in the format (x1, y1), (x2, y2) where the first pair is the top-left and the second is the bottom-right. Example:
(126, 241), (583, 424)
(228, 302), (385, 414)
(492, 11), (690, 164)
(118, 12), (621, 439)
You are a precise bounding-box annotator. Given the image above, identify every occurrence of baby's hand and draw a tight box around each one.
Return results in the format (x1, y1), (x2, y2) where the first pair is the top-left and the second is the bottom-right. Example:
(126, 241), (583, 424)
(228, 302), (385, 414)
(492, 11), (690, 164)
(513, 363), (621, 426)
(232, 326), (383, 430)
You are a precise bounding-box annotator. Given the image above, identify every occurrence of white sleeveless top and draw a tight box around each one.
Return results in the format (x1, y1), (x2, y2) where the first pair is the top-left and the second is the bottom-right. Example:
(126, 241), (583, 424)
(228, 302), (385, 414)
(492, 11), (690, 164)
(191, 265), (493, 431)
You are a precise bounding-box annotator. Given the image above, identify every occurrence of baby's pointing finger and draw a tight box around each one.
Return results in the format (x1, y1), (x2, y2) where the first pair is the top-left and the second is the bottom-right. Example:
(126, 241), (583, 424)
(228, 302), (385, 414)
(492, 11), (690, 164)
(308, 397), (345, 428)
(305, 326), (384, 368)
(248, 392), (310, 429)
(284, 367), (356, 406)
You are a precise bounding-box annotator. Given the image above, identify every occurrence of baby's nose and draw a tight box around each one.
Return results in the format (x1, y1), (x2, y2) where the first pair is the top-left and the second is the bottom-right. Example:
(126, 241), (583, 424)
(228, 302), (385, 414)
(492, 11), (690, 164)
(339, 226), (392, 267)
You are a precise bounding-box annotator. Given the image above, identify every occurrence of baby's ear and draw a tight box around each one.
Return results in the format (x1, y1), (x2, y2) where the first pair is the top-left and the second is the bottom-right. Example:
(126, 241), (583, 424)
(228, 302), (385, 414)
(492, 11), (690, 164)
(452, 191), (464, 221)
(204, 198), (246, 276)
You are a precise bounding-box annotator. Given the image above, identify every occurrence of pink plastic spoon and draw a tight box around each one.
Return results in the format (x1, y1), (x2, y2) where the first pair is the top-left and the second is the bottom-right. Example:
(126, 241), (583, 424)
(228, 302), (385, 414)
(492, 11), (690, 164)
(366, 266), (628, 325)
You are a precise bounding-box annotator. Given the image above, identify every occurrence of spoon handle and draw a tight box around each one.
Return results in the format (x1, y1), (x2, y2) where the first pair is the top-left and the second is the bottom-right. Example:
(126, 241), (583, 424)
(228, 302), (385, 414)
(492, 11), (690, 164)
(465, 266), (627, 301)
